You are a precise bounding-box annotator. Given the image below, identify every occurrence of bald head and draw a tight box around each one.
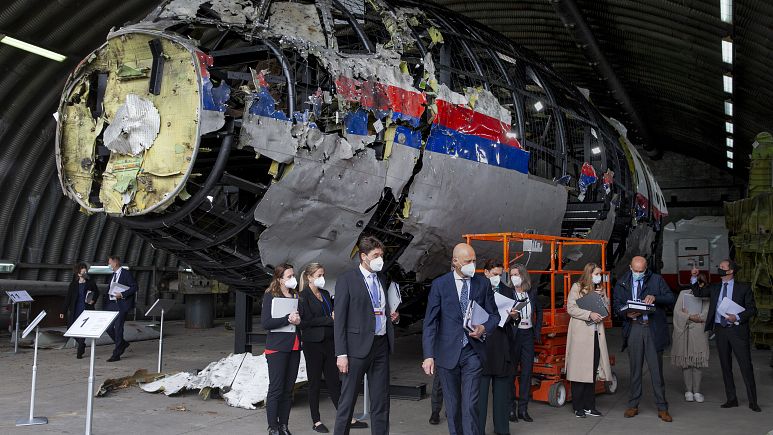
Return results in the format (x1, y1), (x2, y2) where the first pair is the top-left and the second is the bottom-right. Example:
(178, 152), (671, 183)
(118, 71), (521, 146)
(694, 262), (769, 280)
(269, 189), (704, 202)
(452, 243), (476, 276)
(630, 256), (647, 274)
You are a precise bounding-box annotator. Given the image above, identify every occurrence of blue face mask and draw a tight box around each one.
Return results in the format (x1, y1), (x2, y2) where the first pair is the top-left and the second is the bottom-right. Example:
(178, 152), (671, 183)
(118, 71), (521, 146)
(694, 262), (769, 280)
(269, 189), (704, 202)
(631, 271), (645, 281)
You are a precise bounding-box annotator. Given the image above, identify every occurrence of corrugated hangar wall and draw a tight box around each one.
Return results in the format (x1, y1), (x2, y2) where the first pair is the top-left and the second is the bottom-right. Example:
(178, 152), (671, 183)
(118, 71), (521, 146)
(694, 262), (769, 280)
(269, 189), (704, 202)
(1, 0), (771, 298)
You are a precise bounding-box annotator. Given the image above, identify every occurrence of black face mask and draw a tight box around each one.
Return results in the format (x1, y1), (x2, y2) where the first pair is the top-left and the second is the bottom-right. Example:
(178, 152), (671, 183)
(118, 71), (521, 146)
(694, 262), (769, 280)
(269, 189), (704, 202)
(717, 268), (729, 277)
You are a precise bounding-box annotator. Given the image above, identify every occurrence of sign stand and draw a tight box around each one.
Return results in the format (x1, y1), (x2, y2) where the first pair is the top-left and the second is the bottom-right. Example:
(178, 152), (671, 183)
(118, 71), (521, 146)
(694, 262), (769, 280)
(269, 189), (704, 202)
(65, 310), (119, 435)
(145, 299), (175, 373)
(6, 290), (34, 354)
(356, 374), (371, 421)
(16, 310), (48, 426)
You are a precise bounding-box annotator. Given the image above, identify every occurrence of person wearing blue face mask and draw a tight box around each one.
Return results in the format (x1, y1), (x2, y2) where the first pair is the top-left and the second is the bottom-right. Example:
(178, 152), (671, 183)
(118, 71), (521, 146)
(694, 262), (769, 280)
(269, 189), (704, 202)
(612, 256), (675, 422)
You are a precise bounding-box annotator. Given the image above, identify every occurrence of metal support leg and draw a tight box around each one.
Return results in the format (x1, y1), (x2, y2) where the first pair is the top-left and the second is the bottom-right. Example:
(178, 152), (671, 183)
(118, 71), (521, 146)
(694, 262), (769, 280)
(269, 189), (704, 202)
(356, 374), (371, 421)
(157, 309), (164, 373)
(85, 339), (96, 435)
(14, 303), (20, 354)
(16, 328), (47, 426)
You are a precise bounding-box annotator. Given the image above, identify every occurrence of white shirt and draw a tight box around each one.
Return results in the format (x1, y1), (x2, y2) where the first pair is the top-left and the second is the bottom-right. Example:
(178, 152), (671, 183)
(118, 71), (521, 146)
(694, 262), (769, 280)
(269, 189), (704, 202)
(453, 270), (470, 301)
(359, 265), (386, 336)
(109, 267), (123, 300)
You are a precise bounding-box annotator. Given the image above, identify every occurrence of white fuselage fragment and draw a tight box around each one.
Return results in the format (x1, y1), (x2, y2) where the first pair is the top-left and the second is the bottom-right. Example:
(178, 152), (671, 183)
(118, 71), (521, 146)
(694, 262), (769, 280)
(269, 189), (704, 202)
(103, 94), (161, 156)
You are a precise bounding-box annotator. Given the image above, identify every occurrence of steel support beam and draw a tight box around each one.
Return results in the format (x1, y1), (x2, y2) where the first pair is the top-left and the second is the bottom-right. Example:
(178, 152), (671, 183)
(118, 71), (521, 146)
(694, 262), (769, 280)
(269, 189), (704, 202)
(551, 0), (660, 158)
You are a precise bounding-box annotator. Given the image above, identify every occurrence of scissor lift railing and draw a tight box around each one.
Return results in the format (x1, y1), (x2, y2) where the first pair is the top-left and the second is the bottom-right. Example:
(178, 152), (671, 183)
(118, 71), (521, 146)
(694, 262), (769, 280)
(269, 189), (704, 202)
(463, 232), (618, 407)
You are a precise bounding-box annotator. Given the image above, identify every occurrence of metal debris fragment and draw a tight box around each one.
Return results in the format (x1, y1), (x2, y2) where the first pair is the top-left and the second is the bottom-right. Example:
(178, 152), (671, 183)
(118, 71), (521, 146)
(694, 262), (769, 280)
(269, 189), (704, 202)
(103, 94), (160, 156)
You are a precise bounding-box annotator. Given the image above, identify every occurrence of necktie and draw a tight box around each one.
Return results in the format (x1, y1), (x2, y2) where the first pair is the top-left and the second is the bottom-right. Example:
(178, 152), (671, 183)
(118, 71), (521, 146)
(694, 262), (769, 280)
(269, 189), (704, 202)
(460, 279), (469, 346)
(720, 283), (728, 327)
(368, 274), (382, 334)
(637, 280), (649, 322)
(112, 272), (118, 283)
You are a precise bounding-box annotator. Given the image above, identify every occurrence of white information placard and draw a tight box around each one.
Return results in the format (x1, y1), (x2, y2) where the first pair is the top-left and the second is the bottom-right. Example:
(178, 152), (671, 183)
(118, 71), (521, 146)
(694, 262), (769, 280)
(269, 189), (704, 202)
(145, 299), (175, 317)
(6, 290), (33, 303)
(22, 311), (47, 339)
(64, 311), (118, 339)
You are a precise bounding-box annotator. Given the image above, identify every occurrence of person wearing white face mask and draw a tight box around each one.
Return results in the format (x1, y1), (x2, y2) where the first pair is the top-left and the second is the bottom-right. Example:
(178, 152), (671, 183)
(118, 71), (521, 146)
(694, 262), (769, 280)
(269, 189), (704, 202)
(298, 263), (368, 433)
(333, 236), (399, 435)
(507, 263), (542, 423)
(422, 243), (500, 435)
(262, 263), (302, 435)
(565, 263), (613, 418)
(478, 259), (517, 435)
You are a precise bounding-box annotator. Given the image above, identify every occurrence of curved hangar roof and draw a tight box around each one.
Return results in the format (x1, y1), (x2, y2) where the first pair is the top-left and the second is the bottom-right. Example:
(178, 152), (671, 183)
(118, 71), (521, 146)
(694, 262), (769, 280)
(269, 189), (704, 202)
(0, 0), (765, 285)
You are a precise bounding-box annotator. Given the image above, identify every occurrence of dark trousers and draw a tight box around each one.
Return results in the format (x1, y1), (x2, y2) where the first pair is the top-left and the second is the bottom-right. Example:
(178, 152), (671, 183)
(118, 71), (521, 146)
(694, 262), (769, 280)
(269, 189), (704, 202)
(478, 375), (512, 434)
(334, 335), (390, 435)
(627, 323), (667, 410)
(512, 328), (535, 413)
(714, 325), (757, 404)
(303, 338), (341, 423)
(431, 373), (443, 414)
(105, 308), (128, 358)
(266, 350), (301, 429)
(438, 344), (482, 435)
(571, 332), (600, 413)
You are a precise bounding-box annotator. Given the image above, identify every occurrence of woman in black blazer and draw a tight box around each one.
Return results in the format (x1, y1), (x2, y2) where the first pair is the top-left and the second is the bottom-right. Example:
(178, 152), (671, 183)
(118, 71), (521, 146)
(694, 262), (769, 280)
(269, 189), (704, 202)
(477, 259), (518, 435)
(262, 263), (302, 435)
(508, 263), (543, 423)
(298, 263), (367, 433)
(61, 262), (99, 359)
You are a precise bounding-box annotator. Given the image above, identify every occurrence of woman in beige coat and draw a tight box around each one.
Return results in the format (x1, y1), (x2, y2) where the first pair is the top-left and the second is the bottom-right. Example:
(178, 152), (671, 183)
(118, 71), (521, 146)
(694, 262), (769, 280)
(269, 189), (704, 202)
(671, 272), (710, 403)
(565, 263), (612, 418)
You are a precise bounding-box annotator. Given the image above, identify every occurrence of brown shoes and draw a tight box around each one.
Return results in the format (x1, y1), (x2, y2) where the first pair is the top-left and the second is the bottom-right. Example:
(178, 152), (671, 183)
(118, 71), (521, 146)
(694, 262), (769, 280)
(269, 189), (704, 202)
(624, 408), (639, 418)
(658, 410), (673, 422)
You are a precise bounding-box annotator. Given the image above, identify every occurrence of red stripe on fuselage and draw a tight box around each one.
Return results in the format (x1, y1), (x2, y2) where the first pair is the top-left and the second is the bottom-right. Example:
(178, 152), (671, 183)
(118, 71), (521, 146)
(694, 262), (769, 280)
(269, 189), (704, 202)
(434, 99), (522, 149)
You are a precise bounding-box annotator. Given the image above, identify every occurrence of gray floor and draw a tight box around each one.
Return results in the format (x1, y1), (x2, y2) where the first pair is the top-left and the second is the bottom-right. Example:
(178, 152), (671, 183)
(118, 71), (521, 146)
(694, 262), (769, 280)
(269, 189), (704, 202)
(1, 319), (772, 435)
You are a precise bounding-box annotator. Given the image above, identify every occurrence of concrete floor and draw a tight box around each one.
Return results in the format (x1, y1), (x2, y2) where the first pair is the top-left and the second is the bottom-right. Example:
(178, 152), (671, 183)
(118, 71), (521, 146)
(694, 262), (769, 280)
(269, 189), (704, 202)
(1, 319), (772, 435)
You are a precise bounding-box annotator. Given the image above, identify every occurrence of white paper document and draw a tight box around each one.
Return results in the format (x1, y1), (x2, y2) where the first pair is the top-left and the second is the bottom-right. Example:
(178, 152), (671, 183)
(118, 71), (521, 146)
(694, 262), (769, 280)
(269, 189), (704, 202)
(682, 294), (703, 315)
(109, 282), (130, 300)
(387, 282), (402, 312)
(716, 296), (745, 319)
(494, 292), (516, 327)
(270, 298), (299, 333)
(463, 301), (490, 335)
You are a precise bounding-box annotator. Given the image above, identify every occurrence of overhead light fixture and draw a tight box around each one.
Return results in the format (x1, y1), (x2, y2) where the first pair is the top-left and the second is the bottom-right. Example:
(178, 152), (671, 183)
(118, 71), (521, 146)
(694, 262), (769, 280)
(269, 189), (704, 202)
(725, 122), (734, 134)
(723, 74), (733, 93)
(727, 161), (734, 169)
(590, 128), (598, 139)
(722, 38), (733, 64)
(533, 101), (544, 112)
(206, 195), (214, 202)
(182, 268), (194, 273)
(88, 265), (129, 274)
(724, 100), (733, 116)
(0, 34), (66, 62)
(591, 147), (602, 155)
(726, 137), (734, 148)
(726, 150), (734, 159)
(0, 262), (16, 273)
(720, 0), (733, 24)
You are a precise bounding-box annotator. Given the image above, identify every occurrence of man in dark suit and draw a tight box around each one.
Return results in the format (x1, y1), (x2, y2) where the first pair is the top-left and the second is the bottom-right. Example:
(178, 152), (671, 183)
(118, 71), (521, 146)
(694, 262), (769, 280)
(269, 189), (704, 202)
(105, 255), (138, 362)
(612, 256), (674, 422)
(422, 243), (500, 435)
(333, 236), (399, 435)
(690, 261), (760, 412)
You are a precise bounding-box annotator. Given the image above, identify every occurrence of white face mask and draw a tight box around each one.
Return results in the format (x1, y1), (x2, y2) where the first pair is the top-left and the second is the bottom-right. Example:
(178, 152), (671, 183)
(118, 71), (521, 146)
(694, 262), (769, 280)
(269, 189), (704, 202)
(461, 262), (476, 278)
(511, 275), (523, 287)
(592, 274), (602, 285)
(284, 276), (298, 290)
(489, 275), (501, 287)
(313, 276), (325, 289)
(369, 256), (384, 272)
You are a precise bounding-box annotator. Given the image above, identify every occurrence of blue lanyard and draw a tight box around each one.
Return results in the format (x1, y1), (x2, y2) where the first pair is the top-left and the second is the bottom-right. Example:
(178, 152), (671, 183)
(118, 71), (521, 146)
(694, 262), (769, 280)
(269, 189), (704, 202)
(320, 294), (332, 316)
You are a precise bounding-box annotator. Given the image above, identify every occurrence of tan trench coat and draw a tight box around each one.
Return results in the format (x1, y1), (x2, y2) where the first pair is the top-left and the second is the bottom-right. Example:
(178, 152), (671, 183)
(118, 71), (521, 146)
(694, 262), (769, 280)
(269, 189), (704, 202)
(565, 282), (613, 383)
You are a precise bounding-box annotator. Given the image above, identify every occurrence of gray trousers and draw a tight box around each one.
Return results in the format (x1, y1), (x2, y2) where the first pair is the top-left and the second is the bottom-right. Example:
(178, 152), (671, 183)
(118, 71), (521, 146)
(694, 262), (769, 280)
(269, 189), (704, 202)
(627, 323), (668, 410)
(683, 367), (702, 393)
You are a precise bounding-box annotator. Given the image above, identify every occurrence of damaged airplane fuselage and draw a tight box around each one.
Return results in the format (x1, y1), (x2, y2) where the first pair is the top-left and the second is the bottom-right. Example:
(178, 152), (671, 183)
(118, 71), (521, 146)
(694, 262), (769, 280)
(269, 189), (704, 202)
(55, 0), (668, 315)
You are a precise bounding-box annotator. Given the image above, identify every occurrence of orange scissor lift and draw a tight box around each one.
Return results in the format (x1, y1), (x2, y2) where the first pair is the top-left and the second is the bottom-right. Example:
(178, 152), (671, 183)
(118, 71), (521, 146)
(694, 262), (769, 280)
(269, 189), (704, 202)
(463, 232), (618, 407)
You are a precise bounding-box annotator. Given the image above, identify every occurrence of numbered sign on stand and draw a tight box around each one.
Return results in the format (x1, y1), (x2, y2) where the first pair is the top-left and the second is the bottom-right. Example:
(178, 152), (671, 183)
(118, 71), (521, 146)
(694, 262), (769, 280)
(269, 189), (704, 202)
(65, 311), (119, 339)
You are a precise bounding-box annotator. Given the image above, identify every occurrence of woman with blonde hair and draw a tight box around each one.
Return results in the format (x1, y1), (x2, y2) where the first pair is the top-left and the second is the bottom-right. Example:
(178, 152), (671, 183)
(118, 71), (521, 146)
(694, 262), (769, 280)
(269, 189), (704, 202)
(565, 262), (612, 418)
(298, 263), (368, 433)
(508, 263), (542, 423)
(671, 272), (710, 403)
(262, 263), (302, 435)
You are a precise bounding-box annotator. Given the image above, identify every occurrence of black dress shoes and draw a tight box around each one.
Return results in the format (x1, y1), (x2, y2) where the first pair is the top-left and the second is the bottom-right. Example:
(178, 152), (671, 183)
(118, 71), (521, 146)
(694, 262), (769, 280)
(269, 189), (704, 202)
(518, 411), (533, 422)
(268, 427), (280, 435)
(278, 424), (292, 435)
(312, 423), (329, 433)
(750, 403), (761, 412)
(349, 420), (368, 429)
(106, 355), (120, 362)
(720, 399), (739, 408)
(509, 409), (518, 422)
(429, 412), (440, 425)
